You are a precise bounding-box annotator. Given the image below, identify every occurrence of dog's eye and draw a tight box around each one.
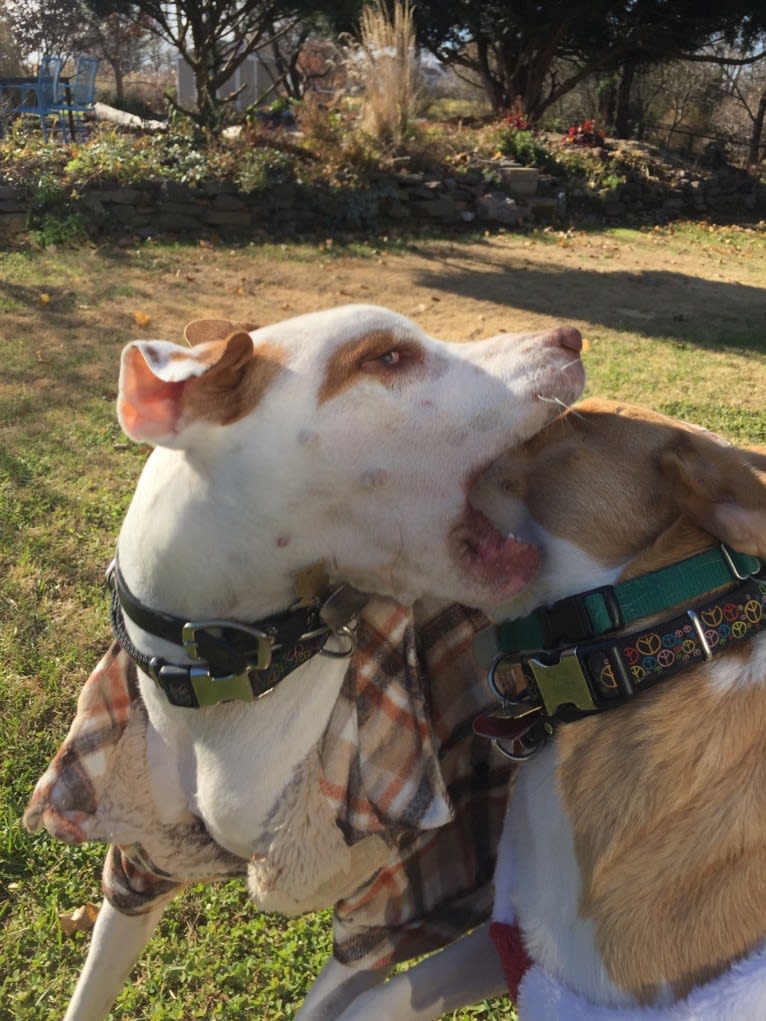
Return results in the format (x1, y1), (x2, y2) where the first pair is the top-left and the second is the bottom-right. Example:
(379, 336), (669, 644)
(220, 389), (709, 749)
(359, 343), (424, 380)
(377, 350), (401, 367)
(362, 349), (405, 371)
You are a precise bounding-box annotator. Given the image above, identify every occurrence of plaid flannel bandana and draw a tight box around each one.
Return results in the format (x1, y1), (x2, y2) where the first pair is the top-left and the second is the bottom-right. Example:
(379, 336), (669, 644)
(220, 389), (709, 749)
(24, 597), (512, 971)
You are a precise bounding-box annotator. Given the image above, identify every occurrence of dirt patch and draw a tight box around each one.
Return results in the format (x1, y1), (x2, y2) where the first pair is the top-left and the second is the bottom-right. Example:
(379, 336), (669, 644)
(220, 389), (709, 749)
(2, 222), (764, 423)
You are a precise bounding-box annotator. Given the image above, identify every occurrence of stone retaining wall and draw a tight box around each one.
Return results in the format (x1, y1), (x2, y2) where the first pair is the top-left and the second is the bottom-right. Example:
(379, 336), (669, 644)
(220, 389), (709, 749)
(566, 156), (763, 219)
(0, 159), (762, 240)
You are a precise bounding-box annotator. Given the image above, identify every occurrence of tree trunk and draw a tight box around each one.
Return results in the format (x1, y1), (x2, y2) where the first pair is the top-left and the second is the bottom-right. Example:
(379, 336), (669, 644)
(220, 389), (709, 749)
(112, 60), (125, 104)
(749, 87), (766, 165)
(196, 68), (224, 137)
(614, 61), (635, 138)
(475, 38), (508, 114)
(597, 74), (617, 132)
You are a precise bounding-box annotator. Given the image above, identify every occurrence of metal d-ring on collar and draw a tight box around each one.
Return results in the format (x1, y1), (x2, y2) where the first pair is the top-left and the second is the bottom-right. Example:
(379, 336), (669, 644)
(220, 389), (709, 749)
(319, 624), (357, 658)
(485, 659), (549, 762)
(105, 556), (364, 708)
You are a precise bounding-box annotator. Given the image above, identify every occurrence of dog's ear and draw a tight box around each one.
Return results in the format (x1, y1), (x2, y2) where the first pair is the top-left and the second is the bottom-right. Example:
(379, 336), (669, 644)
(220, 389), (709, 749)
(184, 318), (259, 346)
(118, 332), (254, 445)
(660, 433), (766, 558)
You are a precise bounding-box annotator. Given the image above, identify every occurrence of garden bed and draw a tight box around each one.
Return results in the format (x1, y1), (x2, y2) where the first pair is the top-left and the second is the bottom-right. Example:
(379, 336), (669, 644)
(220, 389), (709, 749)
(0, 118), (763, 244)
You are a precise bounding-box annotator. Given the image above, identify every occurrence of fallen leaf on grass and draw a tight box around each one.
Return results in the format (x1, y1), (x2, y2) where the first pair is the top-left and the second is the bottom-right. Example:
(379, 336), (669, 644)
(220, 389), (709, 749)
(133, 311), (152, 328)
(39, 293), (51, 306)
(59, 902), (99, 936)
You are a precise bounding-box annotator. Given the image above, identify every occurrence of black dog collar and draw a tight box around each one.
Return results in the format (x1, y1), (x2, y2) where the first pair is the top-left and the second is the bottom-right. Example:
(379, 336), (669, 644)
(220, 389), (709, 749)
(107, 558), (361, 708)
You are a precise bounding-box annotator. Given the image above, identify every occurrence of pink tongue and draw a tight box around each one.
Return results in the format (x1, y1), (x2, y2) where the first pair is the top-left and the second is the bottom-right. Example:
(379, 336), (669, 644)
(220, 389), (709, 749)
(469, 506), (539, 600)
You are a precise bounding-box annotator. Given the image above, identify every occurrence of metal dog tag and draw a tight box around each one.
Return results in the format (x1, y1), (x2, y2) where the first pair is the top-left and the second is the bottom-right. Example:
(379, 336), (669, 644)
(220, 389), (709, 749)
(320, 585), (369, 630)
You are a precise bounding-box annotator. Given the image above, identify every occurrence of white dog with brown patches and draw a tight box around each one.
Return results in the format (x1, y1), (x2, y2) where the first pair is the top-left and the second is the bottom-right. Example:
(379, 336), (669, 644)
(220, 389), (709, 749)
(58, 304), (584, 1021)
(468, 399), (766, 1020)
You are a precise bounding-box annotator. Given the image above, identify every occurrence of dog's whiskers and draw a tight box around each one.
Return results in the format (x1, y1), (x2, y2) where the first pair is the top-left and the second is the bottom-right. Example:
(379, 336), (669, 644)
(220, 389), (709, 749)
(537, 393), (585, 425)
(537, 394), (575, 413)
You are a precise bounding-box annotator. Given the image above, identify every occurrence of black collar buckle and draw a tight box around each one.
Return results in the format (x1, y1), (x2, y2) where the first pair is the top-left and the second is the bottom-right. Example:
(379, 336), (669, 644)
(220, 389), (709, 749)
(535, 584), (624, 647)
(181, 620), (273, 670)
(151, 659), (265, 709)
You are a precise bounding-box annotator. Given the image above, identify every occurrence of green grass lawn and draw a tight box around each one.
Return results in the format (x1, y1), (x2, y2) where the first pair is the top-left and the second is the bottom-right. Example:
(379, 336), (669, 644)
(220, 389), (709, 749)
(1, 223), (764, 1020)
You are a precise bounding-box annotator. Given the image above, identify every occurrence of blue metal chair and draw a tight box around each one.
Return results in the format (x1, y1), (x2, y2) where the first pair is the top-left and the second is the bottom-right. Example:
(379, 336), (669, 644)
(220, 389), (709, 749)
(11, 55), (64, 140)
(54, 56), (100, 140)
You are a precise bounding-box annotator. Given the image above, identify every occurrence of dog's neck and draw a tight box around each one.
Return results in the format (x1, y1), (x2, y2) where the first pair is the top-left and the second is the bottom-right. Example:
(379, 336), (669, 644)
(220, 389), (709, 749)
(118, 445), (328, 622)
(115, 444), (360, 858)
(503, 533), (766, 1009)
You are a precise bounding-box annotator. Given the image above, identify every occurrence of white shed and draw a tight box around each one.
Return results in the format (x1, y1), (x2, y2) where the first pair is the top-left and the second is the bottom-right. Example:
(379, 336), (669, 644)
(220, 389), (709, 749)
(176, 52), (279, 112)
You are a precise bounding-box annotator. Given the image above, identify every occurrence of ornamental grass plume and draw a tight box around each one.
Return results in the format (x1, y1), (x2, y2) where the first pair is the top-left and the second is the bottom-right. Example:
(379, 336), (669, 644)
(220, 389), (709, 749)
(356, 0), (421, 149)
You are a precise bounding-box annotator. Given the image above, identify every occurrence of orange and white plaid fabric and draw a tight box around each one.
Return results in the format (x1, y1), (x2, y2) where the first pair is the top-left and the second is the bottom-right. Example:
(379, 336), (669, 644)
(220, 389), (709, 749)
(24, 598), (512, 972)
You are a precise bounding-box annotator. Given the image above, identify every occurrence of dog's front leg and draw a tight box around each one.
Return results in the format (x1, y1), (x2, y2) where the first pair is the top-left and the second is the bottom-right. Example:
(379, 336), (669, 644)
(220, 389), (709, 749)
(63, 897), (170, 1021)
(334, 922), (507, 1021)
(295, 957), (392, 1021)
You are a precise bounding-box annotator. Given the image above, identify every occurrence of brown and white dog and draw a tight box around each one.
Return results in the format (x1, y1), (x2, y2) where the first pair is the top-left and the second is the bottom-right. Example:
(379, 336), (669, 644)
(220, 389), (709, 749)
(49, 304), (584, 1021)
(467, 399), (766, 1020)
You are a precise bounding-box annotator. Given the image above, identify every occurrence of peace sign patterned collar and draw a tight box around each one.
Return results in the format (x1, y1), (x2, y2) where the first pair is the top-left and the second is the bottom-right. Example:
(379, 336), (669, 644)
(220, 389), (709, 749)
(473, 547), (766, 755)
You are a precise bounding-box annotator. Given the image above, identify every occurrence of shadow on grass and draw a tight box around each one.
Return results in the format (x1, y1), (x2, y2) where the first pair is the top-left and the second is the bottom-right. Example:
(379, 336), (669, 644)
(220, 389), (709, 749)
(412, 257), (766, 352)
(3, 236), (763, 356)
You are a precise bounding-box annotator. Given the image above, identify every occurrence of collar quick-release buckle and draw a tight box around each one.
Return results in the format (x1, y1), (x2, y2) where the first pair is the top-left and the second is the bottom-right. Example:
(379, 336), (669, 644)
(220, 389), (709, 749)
(535, 584), (623, 647)
(181, 619), (273, 671)
(188, 665), (258, 707)
(149, 659), (260, 708)
(524, 641), (633, 719)
(480, 546), (765, 735)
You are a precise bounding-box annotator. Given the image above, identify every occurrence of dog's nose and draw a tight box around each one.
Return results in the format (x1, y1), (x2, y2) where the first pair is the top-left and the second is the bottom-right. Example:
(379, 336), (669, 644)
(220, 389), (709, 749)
(545, 326), (583, 354)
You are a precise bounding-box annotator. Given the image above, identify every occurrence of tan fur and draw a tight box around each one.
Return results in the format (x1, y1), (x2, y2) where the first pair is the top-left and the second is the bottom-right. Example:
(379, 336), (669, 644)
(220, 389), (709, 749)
(498, 400), (765, 567)
(183, 334), (286, 426)
(184, 318), (260, 346)
(120, 332), (286, 439)
(557, 670), (766, 1003)
(317, 330), (426, 405)
(502, 398), (766, 1003)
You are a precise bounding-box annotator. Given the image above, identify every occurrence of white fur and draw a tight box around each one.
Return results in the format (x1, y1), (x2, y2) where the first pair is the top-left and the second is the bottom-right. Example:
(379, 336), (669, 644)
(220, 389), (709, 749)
(64, 304), (584, 1021)
(119, 305), (583, 613)
(705, 630), (766, 696)
(516, 940), (766, 1021)
(491, 531), (626, 625)
(487, 537), (632, 1005)
(499, 745), (634, 1008)
(333, 923), (507, 1021)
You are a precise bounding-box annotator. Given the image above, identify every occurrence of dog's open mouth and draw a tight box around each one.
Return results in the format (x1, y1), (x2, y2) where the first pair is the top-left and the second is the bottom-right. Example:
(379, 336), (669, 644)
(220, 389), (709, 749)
(450, 501), (539, 602)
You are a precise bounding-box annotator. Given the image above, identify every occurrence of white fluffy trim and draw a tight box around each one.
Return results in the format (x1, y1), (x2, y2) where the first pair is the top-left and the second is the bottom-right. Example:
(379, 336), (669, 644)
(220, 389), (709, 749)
(518, 942), (766, 1021)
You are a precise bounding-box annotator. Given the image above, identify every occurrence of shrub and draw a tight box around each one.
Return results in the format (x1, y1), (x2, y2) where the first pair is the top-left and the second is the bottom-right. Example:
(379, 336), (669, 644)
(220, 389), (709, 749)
(482, 118), (627, 192)
(0, 123), (70, 190)
(230, 146), (299, 193)
(295, 94), (382, 177)
(353, 0), (422, 150)
(563, 119), (607, 148)
(504, 112), (529, 132)
(490, 124), (559, 173)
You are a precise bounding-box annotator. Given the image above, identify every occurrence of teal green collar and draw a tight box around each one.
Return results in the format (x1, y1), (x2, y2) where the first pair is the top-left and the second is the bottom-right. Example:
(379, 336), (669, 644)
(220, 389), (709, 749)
(474, 545), (761, 668)
(472, 545), (764, 757)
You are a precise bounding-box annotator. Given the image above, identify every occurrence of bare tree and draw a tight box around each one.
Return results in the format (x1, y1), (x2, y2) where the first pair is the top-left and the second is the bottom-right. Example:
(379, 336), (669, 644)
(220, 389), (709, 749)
(88, 0), (320, 135)
(8, 0), (91, 63)
(82, 11), (156, 104)
(268, 25), (342, 100)
(0, 8), (25, 76)
(717, 51), (766, 162)
(647, 60), (724, 146)
(8, 0), (158, 105)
